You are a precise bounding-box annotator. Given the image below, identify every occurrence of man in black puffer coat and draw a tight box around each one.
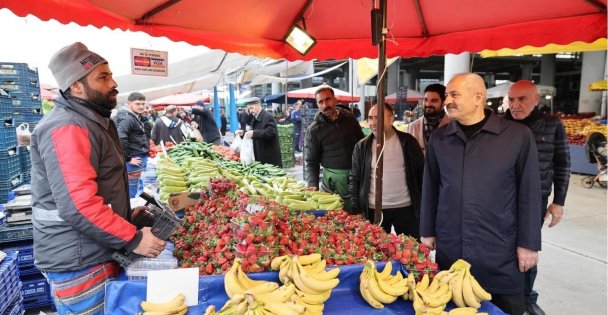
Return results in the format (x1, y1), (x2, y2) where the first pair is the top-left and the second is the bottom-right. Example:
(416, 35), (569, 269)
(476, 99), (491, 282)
(505, 80), (571, 315)
(305, 86), (364, 212)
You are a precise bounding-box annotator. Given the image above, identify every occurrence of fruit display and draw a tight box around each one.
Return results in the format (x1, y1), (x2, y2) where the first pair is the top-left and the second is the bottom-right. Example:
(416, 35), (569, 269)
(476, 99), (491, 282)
(168, 140), (223, 164)
(211, 145), (240, 161)
(434, 259), (492, 309)
(148, 140), (174, 158)
(562, 118), (608, 144)
(205, 292), (306, 315)
(156, 157), (188, 201)
(278, 124), (295, 168)
(171, 178), (436, 277)
(359, 261), (408, 309)
(139, 293), (188, 315)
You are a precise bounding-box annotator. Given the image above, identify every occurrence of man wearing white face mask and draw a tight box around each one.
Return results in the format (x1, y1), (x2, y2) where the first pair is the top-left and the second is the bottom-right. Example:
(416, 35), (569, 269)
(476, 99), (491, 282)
(349, 104), (424, 237)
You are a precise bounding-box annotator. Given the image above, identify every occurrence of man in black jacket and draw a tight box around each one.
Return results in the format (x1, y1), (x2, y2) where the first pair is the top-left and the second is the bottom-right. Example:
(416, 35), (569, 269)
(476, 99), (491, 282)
(191, 101), (221, 145)
(305, 86), (365, 212)
(505, 80), (571, 315)
(113, 92), (150, 198)
(236, 97), (282, 167)
(350, 104), (424, 237)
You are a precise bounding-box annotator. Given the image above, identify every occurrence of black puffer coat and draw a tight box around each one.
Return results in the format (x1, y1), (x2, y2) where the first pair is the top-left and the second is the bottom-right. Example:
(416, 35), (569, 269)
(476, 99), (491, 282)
(304, 108), (364, 187)
(112, 107), (149, 161)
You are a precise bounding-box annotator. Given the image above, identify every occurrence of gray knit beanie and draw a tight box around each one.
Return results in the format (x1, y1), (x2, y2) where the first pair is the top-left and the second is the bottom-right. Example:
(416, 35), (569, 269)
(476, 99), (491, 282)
(49, 42), (107, 92)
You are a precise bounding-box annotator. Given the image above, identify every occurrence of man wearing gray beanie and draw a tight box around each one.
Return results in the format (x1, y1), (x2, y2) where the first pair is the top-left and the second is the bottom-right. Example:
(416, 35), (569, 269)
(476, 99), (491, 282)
(30, 42), (166, 315)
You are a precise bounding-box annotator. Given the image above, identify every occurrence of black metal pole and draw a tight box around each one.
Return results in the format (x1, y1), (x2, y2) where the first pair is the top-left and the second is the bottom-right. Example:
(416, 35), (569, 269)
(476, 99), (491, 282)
(374, 0), (387, 225)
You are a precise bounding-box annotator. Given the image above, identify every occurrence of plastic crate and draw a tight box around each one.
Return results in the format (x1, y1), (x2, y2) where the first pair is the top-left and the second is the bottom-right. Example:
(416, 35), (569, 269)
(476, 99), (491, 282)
(22, 294), (53, 311)
(11, 96), (41, 110)
(0, 224), (33, 243)
(0, 252), (20, 315)
(0, 146), (17, 160)
(0, 155), (20, 180)
(20, 276), (50, 301)
(0, 95), (12, 120)
(0, 63), (35, 80)
(2, 242), (34, 269)
(4, 295), (24, 315)
(0, 126), (17, 149)
(13, 112), (43, 125)
(0, 79), (39, 94)
(17, 147), (30, 173)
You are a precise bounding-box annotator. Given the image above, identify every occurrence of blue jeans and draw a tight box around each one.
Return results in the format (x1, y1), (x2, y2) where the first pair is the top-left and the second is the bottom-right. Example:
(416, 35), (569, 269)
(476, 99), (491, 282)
(44, 262), (119, 315)
(126, 154), (148, 198)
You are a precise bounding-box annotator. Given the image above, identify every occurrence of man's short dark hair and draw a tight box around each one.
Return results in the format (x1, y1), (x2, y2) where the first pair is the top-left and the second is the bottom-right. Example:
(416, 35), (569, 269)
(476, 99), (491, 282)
(128, 92), (146, 102)
(424, 84), (446, 102)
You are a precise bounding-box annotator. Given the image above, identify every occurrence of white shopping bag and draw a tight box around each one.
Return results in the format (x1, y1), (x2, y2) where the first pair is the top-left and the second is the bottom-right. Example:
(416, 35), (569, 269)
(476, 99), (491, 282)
(240, 136), (255, 165)
(230, 135), (243, 152)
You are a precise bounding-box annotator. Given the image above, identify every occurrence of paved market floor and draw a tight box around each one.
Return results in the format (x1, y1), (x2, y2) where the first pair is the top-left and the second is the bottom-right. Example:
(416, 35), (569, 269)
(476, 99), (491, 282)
(27, 174), (607, 315)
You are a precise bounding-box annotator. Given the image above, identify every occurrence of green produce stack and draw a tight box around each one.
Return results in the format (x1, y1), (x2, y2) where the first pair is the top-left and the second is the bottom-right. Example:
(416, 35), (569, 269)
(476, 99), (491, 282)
(278, 124), (295, 168)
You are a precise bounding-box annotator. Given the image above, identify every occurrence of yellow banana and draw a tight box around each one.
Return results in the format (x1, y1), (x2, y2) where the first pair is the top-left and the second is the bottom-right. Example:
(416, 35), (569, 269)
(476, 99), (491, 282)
(246, 282), (280, 295)
(411, 290), (425, 312)
(294, 262), (339, 293)
(427, 276), (441, 293)
(204, 305), (216, 315)
(295, 288), (331, 304)
(256, 283), (296, 304)
(416, 273), (430, 291)
(388, 271), (404, 285)
(433, 270), (450, 282)
(262, 302), (306, 315)
(302, 259), (326, 274)
(237, 267), (269, 288)
(378, 261), (393, 279)
(428, 283), (450, 299)
(462, 270), (481, 308)
(375, 269), (408, 296)
(140, 293), (185, 312)
(271, 255), (289, 270)
(419, 287), (452, 308)
(447, 307), (479, 315)
(469, 275), (492, 301)
(449, 270), (466, 308)
(219, 300), (248, 315)
(278, 259), (292, 284)
(309, 267), (340, 281)
(297, 253), (322, 266)
(366, 267), (397, 304)
(224, 262), (247, 297)
(440, 270), (460, 284)
(425, 304), (447, 314)
(359, 268), (384, 309)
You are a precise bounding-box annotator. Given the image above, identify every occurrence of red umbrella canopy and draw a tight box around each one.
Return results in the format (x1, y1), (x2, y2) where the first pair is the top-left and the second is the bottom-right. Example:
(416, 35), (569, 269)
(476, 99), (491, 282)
(287, 84), (360, 102)
(148, 93), (210, 106)
(385, 90), (424, 104)
(2, 0), (605, 60)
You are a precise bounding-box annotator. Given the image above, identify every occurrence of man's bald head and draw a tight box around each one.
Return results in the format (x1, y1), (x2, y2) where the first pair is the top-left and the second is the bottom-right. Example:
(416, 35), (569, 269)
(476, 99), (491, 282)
(444, 73), (488, 125)
(508, 80), (540, 120)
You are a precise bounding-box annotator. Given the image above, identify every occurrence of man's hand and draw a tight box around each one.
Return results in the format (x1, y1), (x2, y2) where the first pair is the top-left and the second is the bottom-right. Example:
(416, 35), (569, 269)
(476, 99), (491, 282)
(544, 203), (564, 227)
(516, 247), (538, 272)
(129, 156), (142, 166)
(133, 227), (166, 258)
(235, 130), (244, 136)
(244, 130), (254, 138)
(421, 236), (436, 250)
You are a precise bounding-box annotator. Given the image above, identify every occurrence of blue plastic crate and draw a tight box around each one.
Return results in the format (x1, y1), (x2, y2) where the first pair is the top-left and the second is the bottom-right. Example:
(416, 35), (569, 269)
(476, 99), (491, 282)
(10, 95), (41, 108)
(0, 79), (39, 94)
(0, 126), (17, 149)
(2, 243), (34, 269)
(0, 224), (32, 243)
(22, 295), (53, 311)
(20, 276), (50, 301)
(17, 147), (30, 174)
(0, 282), (21, 315)
(0, 146), (17, 160)
(0, 155), (20, 180)
(5, 295), (24, 315)
(0, 96), (12, 121)
(17, 264), (40, 277)
(0, 63), (35, 80)
(13, 112), (42, 125)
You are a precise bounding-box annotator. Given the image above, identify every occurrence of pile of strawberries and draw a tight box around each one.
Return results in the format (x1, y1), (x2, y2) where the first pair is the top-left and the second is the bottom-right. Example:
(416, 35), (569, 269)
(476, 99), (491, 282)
(172, 178), (438, 279)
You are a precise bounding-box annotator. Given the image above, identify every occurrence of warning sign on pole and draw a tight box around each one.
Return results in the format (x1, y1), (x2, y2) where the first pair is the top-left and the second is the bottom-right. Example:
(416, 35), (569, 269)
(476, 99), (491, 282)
(130, 48), (168, 77)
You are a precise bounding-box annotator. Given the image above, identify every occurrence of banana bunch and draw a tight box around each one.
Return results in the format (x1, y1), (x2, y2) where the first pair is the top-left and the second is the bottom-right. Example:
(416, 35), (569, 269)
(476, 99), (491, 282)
(205, 292), (306, 315)
(441, 307), (489, 315)
(359, 261), (409, 309)
(409, 273), (452, 315)
(271, 254), (339, 307)
(433, 259), (492, 309)
(224, 258), (281, 298)
(139, 293), (188, 315)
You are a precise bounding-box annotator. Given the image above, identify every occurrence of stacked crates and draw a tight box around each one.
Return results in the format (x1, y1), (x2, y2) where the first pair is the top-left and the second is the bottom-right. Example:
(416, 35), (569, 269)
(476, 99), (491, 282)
(0, 106), (20, 203)
(301, 107), (318, 179)
(17, 148), (30, 185)
(0, 63), (43, 131)
(0, 251), (23, 315)
(278, 124), (295, 168)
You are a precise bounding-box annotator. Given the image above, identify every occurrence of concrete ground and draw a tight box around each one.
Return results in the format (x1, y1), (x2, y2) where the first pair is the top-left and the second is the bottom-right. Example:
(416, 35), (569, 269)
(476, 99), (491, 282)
(27, 173), (607, 315)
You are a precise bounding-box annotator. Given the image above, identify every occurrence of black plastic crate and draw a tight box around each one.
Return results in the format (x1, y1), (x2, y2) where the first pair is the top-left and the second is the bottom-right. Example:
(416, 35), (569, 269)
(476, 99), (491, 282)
(0, 125), (17, 149)
(0, 155), (20, 180)
(0, 224), (32, 243)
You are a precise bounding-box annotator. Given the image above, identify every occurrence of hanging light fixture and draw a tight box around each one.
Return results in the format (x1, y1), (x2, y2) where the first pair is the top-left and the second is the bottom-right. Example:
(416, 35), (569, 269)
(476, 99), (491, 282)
(284, 24), (316, 55)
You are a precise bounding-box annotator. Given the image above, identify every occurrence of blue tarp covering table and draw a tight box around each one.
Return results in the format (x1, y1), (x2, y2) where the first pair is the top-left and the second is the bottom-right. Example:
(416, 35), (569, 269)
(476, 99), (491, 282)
(105, 262), (506, 314)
